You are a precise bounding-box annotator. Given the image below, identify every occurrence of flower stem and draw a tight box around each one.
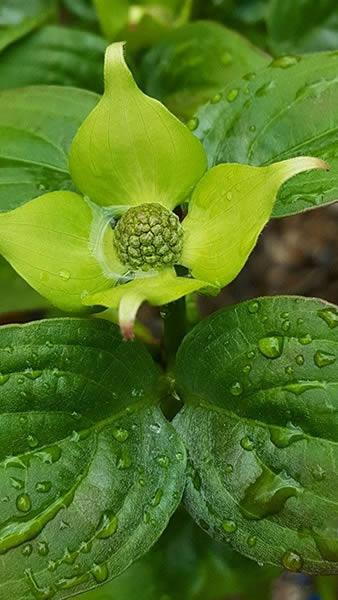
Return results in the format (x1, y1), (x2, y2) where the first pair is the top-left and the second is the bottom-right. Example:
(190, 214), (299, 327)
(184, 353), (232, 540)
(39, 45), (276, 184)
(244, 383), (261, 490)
(162, 297), (187, 369)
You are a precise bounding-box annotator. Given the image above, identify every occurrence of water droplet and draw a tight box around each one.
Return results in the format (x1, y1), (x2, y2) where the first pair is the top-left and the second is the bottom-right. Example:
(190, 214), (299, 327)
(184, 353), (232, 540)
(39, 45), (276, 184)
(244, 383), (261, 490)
(58, 270), (71, 281)
(35, 481), (52, 494)
(16, 493), (32, 513)
(270, 424), (305, 448)
(243, 71), (256, 80)
(143, 510), (150, 524)
(27, 434), (39, 449)
(187, 117), (199, 131)
(117, 448), (132, 469)
(247, 535), (257, 547)
(241, 436), (255, 451)
(97, 512), (118, 538)
(92, 563), (109, 583)
(281, 550), (303, 571)
(37, 541), (49, 556)
(284, 381), (324, 395)
(295, 354), (304, 366)
(281, 320), (291, 332)
(150, 423), (161, 434)
(258, 336), (284, 359)
(247, 350), (256, 360)
(299, 334), (312, 345)
(151, 488), (163, 507)
(211, 92), (222, 103)
(112, 427), (129, 442)
(37, 445), (62, 464)
(22, 544), (33, 557)
(312, 464), (325, 481)
(318, 308), (338, 329)
(249, 124), (256, 132)
(314, 350), (336, 368)
(225, 464), (233, 474)
(0, 373), (10, 385)
(221, 51), (233, 65)
(255, 81), (275, 96)
(222, 519), (237, 533)
(24, 369), (42, 380)
(285, 366), (293, 376)
(243, 364), (252, 375)
(271, 55), (300, 69)
(10, 476), (24, 490)
(230, 381), (243, 396)
(248, 301), (260, 314)
(175, 451), (183, 461)
(227, 88), (239, 102)
(157, 455), (170, 468)
(241, 468), (300, 519)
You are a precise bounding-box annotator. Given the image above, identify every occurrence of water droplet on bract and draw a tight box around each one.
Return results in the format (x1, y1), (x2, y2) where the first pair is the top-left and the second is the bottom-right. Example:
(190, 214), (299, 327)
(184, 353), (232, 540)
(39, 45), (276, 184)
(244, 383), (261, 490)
(143, 509), (150, 524)
(271, 55), (300, 69)
(157, 455), (170, 468)
(230, 382), (243, 396)
(222, 519), (237, 533)
(284, 381), (324, 395)
(27, 434), (39, 449)
(248, 301), (260, 314)
(10, 476), (24, 490)
(249, 124), (256, 132)
(35, 481), (52, 493)
(285, 366), (293, 376)
(258, 336), (284, 359)
(37, 445), (62, 464)
(227, 88), (239, 102)
(16, 493), (32, 512)
(58, 271), (71, 281)
(186, 117), (199, 131)
(282, 320), (291, 332)
(0, 373), (10, 385)
(37, 541), (49, 556)
(241, 468), (300, 519)
(112, 427), (129, 442)
(247, 350), (256, 360)
(243, 364), (252, 375)
(247, 535), (257, 547)
(22, 544), (33, 557)
(241, 436), (255, 451)
(270, 425), (305, 448)
(243, 72), (256, 80)
(97, 512), (118, 538)
(151, 488), (163, 507)
(150, 423), (161, 434)
(225, 463), (233, 474)
(92, 563), (109, 583)
(298, 333), (312, 345)
(221, 51), (233, 65)
(175, 452), (183, 461)
(295, 354), (304, 366)
(281, 550), (303, 571)
(311, 464), (325, 481)
(318, 308), (338, 328)
(314, 350), (336, 368)
(117, 448), (132, 469)
(24, 369), (42, 380)
(211, 92), (222, 103)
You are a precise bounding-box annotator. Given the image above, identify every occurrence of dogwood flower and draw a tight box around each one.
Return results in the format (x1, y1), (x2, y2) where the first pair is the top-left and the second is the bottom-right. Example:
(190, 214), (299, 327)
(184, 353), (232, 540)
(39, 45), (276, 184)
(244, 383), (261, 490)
(0, 43), (327, 337)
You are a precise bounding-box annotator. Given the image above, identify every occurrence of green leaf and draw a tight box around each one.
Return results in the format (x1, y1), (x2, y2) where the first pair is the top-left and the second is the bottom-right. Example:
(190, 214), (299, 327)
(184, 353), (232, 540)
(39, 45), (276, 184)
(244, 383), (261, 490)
(174, 296), (338, 575)
(196, 51), (338, 218)
(0, 0), (57, 52)
(69, 42), (207, 211)
(0, 26), (106, 93)
(62, 0), (97, 23)
(0, 191), (123, 312)
(267, 0), (338, 54)
(78, 510), (277, 600)
(0, 257), (49, 314)
(0, 85), (98, 212)
(181, 158), (327, 287)
(141, 21), (270, 119)
(0, 317), (186, 599)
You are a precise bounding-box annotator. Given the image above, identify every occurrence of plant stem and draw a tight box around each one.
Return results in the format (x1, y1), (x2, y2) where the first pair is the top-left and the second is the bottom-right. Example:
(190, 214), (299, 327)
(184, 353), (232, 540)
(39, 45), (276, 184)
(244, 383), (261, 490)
(162, 297), (187, 369)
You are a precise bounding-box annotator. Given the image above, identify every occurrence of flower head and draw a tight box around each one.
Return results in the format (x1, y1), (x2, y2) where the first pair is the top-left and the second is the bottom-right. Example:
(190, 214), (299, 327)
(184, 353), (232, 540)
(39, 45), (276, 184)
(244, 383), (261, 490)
(0, 43), (328, 336)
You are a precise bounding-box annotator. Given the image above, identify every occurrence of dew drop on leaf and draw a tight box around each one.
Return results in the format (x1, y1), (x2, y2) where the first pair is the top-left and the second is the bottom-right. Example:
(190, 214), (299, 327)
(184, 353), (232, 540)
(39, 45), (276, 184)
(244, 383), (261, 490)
(230, 382), (243, 396)
(247, 535), (257, 547)
(211, 93), (222, 104)
(37, 541), (49, 556)
(221, 51), (233, 65)
(313, 350), (336, 368)
(35, 481), (52, 494)
(295, 354), (304, 366)
(186, 117), (199, 131)
(298, 333), (312, 345)
(240, 436), (255, 451)
(92, 563), (109, 583)
(112, 427), (129, 442)
(258, 336), (284, 359)
(151, 488), (163, 507)
(22, 544), (33, 557)
(271, 55), (300, 69)
(222, 519), (237, 533)
(157, 455), (170, 468)
(0, 373), (10, 385)
(227, 88), (239, 102)
(318, 308), (338, 328)
(247, 301), (260, 314)
(97, 512), (118, 539)
(311, 464), (326, 481)
(281, 550), (303, 571)
(16, 493), (32, 513)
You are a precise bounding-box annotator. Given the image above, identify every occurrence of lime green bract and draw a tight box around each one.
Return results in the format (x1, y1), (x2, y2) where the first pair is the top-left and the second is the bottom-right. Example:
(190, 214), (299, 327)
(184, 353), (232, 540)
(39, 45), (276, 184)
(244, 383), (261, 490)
(0, 42), (329, 335)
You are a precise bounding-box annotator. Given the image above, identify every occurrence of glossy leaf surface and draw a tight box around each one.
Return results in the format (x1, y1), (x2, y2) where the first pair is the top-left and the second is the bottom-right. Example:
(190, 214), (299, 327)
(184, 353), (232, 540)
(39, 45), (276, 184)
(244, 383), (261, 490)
(0, 85), (98, 212)
(0, 318), (186, 599)
(0, 26), (106, 93)
(0, 0), (56, 52)
(141, 21), (270, 119)
(175, 296), (338, 574)
(196, 52), (338, 217)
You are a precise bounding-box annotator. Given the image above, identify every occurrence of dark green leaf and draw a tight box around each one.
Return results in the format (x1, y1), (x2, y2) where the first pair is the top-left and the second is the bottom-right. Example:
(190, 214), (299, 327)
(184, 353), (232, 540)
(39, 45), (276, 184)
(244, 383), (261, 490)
(267, 0), (338, 54)
(0, 318), (186, 599)
(141, 21), (270, 119)
(62, 0), (97, 23)
(0, 257), (48, 314)
(0, 26), (106, 93)
(196, 52), (338, 217)
(174, 296), (338, 574)
(78, 510), (277, 600)
(0, 0), (57, 52)
(0, 85), (99, 212)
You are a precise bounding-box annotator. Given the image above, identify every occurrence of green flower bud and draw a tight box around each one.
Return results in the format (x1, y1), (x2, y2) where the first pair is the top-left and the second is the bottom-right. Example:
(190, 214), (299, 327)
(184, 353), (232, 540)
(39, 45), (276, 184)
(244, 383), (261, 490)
(113, 203), (183, 271)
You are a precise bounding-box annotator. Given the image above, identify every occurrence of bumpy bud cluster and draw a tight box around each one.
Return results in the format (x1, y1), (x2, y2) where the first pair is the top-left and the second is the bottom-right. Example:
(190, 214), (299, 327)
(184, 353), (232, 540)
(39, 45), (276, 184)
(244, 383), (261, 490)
(113, 203), (183, 271)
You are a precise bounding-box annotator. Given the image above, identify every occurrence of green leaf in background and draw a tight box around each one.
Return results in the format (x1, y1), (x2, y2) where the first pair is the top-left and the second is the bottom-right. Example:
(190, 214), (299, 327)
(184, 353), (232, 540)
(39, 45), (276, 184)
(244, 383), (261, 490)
(78, 511), (278, 600)
(0, 257), (48, 315)
(196, 51), (338, 217)
(0, 85), (98, 212)
(141, 21), (270, 119)
(0, 318), (186, 599)
(174, 296), (338, 574)
(267, 0), (338, 54)
(0, 0), (57, 52)
(62, 0), (97, 23)
(0, 26), (106, 93)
